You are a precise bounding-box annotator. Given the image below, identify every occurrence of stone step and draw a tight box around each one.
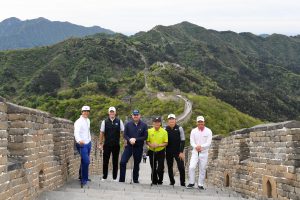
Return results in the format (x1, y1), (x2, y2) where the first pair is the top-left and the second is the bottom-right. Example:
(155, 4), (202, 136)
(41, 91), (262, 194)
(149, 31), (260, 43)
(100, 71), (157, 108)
(39, 178), (244, 200)
(40, 188), (242, 200)
(58, 178), (231, 195)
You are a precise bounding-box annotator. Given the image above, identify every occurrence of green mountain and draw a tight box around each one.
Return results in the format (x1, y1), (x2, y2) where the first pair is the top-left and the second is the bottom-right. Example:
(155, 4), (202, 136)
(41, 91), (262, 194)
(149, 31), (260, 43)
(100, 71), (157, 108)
(0, 21), (299, 123)
(132, 22), (300, 121)
(0, 17), (114, 50)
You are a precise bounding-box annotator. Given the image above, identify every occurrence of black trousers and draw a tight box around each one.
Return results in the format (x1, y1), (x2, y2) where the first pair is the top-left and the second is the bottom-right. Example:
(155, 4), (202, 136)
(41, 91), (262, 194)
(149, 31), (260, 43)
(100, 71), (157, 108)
(119, 145), (143, 182)
(166, 152), (185, 186)
(148, 149), (165, 184)
(103, 144), (120, 179)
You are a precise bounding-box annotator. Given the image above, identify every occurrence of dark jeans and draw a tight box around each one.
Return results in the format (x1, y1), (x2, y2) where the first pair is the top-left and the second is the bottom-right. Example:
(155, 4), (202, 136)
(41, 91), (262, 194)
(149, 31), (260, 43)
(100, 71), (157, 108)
(166, 152), (185, 185)
(148, 149), (165, 184)
(103, 144), (120, 179)
(76, 142), (92, 184)
(119, 145), (143, 182)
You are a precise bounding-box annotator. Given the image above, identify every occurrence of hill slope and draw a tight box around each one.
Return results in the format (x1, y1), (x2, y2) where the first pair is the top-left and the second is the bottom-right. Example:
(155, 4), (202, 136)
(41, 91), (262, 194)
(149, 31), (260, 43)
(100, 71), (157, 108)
(0, 17), (114, 50)
(0, 22), (299, 122)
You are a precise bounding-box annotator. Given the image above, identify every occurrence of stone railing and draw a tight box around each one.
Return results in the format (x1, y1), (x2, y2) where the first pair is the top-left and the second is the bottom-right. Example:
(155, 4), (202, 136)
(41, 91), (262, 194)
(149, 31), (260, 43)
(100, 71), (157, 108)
(184, 121), (300, 200)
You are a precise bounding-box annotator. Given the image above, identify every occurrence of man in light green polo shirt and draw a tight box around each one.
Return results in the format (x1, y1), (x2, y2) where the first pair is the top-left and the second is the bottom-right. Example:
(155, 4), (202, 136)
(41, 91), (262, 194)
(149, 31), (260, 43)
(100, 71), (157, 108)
(146, 117), (168, 185)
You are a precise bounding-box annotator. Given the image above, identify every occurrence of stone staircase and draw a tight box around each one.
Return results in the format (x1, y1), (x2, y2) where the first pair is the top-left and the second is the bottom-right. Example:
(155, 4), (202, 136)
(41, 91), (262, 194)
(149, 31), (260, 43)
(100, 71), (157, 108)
(39, 177), (244, 200)
(38, 158), (245, 200)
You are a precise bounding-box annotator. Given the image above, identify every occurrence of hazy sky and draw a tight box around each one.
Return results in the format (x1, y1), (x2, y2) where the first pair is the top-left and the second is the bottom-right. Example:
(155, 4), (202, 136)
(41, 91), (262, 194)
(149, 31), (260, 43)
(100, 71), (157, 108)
(1, 0), (300, 35)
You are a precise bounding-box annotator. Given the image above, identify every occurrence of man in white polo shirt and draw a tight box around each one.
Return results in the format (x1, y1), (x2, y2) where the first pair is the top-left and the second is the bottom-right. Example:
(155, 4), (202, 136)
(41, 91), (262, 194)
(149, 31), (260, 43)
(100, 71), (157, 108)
(74, 106), (92, 187)
(99, 106), (124, 181)
(186, 116), (212, 190)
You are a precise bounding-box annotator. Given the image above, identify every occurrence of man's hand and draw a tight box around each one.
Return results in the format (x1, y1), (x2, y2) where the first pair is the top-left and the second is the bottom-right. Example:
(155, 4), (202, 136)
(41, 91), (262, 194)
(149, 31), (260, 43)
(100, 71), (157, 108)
(196, 145), (202, 152)
(79, 140), (84, 146)
(98, 144), (103, 150)
(151, 143), (159, 148)
(129, 138), (136, 145)
(179, 152), (185, 161)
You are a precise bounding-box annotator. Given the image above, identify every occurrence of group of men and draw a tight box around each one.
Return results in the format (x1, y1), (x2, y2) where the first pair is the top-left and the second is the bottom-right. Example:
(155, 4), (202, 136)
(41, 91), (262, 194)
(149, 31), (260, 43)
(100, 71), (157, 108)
(74, 105), (212, 190)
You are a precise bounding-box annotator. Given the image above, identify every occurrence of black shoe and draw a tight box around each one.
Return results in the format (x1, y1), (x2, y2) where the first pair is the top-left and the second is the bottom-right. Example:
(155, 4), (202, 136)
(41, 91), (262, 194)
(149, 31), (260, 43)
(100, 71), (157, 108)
(169, 182), (175, 186)
(157, 182), (163, 185)
(133, 180), (139, 184)
(186, 184), (194, 189)
(181, 183), (186, 187)
(198, 186), (205, 190)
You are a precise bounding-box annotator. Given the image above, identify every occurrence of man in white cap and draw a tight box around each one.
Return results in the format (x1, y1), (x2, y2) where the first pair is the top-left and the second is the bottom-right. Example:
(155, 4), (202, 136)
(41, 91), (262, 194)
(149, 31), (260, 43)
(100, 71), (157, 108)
(165, 114), (186, 186)
(186, 116), (212, 190)
(74, 106), (92, 187)
(99, 106), (124, 181)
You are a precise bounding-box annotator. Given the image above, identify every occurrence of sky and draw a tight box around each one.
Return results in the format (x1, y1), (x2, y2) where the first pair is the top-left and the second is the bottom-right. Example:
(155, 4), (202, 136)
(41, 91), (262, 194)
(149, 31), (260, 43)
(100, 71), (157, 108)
(1, 0), (300, 36)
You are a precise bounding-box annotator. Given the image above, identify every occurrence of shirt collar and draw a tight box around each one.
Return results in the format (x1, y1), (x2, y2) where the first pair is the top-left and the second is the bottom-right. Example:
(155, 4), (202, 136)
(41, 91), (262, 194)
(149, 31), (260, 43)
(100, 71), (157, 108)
(109, 117), (115, 122)
(198, 127), (205, 132)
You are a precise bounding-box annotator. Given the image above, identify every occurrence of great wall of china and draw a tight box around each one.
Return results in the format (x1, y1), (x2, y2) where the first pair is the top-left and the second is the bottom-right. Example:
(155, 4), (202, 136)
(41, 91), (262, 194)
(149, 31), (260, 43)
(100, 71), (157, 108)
(0, 96), (299, 200)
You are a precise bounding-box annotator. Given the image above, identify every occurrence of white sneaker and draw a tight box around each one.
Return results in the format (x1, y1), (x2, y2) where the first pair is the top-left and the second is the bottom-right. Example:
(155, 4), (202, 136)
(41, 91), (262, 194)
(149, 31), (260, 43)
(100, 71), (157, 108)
(113, 179), (118, 182)
(101, 178), (107, 181)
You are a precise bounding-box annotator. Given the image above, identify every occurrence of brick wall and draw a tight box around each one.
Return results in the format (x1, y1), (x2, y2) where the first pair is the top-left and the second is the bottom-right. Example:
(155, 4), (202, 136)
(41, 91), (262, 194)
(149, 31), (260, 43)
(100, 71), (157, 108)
(0, 97), (81, 200)
(184, 121), (300, 200)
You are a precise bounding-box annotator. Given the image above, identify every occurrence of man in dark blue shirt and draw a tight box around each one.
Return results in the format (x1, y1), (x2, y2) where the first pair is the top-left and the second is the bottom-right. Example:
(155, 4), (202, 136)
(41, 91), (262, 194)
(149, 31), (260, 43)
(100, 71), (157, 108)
(119, 110), (148, 183)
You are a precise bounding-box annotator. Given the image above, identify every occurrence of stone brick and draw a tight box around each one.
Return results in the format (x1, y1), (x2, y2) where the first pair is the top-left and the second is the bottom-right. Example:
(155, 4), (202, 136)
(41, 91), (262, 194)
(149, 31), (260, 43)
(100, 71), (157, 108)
(0, 102), (7, 113)
(0, 130), (7, 139)
(0, 122), (8, 130)
(0, 113), (7, 121)
(0, 139), (8, 148)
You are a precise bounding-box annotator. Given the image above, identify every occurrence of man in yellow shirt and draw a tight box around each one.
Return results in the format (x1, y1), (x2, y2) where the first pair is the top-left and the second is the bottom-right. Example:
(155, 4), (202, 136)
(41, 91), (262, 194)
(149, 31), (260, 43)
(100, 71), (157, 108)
(146, 117), (168, 185)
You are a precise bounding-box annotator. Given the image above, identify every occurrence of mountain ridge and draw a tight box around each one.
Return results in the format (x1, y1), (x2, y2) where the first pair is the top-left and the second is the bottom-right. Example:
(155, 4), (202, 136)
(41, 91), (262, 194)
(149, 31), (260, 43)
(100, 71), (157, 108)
(0, 21), (299, 122)
(0, 17), (114, 50)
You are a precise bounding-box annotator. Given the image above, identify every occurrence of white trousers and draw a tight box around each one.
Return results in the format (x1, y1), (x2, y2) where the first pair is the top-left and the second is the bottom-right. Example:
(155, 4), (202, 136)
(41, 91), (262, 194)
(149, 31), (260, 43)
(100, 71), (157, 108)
(188, 152), (208, 186)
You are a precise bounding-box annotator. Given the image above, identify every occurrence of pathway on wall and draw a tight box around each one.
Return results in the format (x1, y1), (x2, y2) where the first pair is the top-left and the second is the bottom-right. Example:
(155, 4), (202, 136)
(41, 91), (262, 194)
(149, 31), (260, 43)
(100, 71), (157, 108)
(39, 156), (245, 200)
(157, 92), (192, 125)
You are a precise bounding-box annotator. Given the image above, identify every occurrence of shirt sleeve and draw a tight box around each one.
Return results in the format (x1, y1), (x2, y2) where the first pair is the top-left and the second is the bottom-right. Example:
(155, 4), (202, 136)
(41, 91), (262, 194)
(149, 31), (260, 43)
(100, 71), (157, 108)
(124, 123), (130, 141)
(120, 120), (125, 132)
(179, 126), (185, 141)
(201, 129), (213, 150)
(146, 129), (150, 142)
(100, 120), (105, 132)
(190, 129), (197, 149)
(74, 120), (81, 143)
(136, 123), (148, 142)
(164, 130), (168, 143)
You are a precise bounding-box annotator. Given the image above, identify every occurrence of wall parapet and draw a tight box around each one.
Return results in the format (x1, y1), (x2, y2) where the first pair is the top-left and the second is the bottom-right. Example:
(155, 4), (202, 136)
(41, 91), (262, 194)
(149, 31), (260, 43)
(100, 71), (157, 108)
(0, 97), (81, 200)
(199, 120), (300, 199)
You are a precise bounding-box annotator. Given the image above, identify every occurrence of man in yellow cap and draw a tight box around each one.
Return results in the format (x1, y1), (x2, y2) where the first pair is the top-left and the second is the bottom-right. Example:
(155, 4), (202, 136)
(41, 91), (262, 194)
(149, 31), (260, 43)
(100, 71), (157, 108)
(147, 117), (168, 185)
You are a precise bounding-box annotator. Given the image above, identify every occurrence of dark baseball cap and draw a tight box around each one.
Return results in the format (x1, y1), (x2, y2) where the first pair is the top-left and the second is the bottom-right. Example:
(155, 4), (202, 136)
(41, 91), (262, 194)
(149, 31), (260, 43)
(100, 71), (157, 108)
(132, 109), (140, 115)
(152, 117), (161, 122)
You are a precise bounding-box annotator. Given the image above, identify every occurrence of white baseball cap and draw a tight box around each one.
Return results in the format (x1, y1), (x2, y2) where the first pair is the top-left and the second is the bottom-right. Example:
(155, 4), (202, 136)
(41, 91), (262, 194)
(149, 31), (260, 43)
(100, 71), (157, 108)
(108, 107), (116, 112)
(167, 114), (176, 119)
(196, 116), (205, 122)
(81, 106), (90, 111)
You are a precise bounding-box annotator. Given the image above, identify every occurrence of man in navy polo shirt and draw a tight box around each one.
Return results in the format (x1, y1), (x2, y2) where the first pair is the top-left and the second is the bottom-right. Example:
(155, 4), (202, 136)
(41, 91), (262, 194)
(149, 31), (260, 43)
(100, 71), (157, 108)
(119, 109), (148, 183)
